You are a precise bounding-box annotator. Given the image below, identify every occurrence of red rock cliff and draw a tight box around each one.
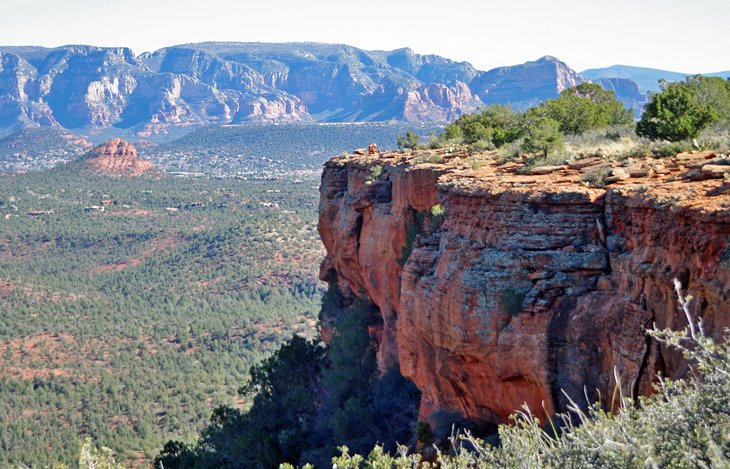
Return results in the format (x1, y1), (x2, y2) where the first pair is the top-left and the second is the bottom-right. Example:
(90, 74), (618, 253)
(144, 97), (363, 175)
(318, 149), (730, 426)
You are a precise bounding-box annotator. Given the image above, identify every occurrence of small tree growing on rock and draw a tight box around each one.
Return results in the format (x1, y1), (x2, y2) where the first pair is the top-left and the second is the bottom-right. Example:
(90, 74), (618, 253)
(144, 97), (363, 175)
(397, 131), (421, 150)
(519, 108), (564, 159)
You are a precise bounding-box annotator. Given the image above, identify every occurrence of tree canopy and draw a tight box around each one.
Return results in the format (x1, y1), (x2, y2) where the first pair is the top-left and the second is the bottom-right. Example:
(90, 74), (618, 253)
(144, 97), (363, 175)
(637, 76), (730, 141)
(545, 83), (633, 134)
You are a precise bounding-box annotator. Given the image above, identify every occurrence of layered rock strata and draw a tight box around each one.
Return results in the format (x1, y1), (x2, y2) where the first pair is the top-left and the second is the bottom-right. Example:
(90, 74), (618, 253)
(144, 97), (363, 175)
(318, 149), (730, 426)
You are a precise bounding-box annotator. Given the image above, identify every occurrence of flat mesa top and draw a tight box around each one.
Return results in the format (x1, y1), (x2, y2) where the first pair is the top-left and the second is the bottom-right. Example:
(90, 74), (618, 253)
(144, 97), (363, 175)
(332, 147), (730, 219)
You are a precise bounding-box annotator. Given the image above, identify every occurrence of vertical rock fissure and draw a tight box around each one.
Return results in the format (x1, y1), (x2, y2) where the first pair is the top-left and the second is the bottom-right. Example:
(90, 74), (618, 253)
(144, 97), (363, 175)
(599, 194), (613, 275)
(546, 295), (577, 417)
(633, 315), (655, 404)
(354, 213), (364, 261)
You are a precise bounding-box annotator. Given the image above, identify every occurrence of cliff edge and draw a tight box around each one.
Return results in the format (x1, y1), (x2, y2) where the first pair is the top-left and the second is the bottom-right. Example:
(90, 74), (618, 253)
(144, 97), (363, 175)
(318, 148), (730, 427)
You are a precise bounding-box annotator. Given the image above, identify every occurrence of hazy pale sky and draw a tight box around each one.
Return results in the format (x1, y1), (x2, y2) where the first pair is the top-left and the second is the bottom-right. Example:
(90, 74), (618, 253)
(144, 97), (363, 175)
(1, 0), (728, 73)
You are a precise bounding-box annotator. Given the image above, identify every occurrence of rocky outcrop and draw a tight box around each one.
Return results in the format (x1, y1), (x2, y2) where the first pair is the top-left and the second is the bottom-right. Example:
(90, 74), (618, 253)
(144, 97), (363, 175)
(0, 45), (312, 133)
(83, 138), (155, 177)
(402, 82), (481, 122)
(318, 149), (730, 428)
(0, 52), (57, 128)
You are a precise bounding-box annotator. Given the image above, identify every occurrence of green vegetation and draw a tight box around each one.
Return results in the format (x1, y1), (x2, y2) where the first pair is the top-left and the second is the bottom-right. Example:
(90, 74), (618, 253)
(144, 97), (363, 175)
(6, 78), (730, 467)
(410, 79), (730, 166)
(399, 211), (426, 266)
(415, 421), (433, 445)
(429, 204), (446, 231)
(653, 140), (694, 157)
(367, 165), (384, 182)
(0, 167), (323, 466)
(0, 123), (442, 174)
(77, 438), (125, 469)
(396, 205), (447, 267)
(397, 130), (421, 150)
(465, 155), (488, 170)
(0, 127), (90, 172)
(438, 105), (519, 151)
(419, 83), (631, 162)
(154, 335), (324, 468)
(498, 288), (525, 316)
(637, 76), (730, 141)
(444, 104), (521, 147)
(412, 153), (445, 164)
(519, 107), (565, 159)
(143, 123), (432, 176)
(545, 83), (633, 135)
(157, 290), (421, 468)
(10, 438), (126, 469)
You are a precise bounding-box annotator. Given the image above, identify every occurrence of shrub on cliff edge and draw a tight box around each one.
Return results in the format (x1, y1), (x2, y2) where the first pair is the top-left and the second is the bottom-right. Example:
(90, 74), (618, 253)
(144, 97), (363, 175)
(397, 131), (421, 150)
(580, 166), (612, 188)
(519, 108), (565, 159)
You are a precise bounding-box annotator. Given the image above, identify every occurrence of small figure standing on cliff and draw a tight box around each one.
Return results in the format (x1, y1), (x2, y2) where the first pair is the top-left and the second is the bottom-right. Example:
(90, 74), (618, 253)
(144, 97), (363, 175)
(368, 143), (378, 155)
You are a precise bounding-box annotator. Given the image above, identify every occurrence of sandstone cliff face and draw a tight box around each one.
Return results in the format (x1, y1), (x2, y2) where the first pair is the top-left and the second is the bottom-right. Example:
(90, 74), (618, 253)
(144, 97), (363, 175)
(0, 52), (57, 128)
(402, 82), (481, 123)
(38, 47), (140, 128)
(318, 150), (730, 427)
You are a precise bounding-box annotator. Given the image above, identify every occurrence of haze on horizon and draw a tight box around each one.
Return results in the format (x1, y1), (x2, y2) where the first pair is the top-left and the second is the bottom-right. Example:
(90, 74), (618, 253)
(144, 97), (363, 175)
(1, 0), (728, 74)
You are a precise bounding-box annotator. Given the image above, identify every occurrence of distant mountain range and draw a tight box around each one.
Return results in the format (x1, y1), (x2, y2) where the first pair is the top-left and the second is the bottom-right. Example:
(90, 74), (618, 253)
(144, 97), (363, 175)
(0, 42), (727, 136)
(581, 65), (730, 93)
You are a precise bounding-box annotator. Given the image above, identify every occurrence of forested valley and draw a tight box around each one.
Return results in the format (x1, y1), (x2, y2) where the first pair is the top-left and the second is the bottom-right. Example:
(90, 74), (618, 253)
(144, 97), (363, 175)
(0, 167), (323, 466)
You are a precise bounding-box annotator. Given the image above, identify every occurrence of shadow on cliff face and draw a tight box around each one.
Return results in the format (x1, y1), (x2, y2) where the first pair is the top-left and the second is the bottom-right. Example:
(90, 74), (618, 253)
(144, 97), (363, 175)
(545, 270), (698, 425)
(302, 282), (423, 466)
(546, 286), (648, 420)
(547, 294), (580, 414)
(428, 409), (499, 447)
